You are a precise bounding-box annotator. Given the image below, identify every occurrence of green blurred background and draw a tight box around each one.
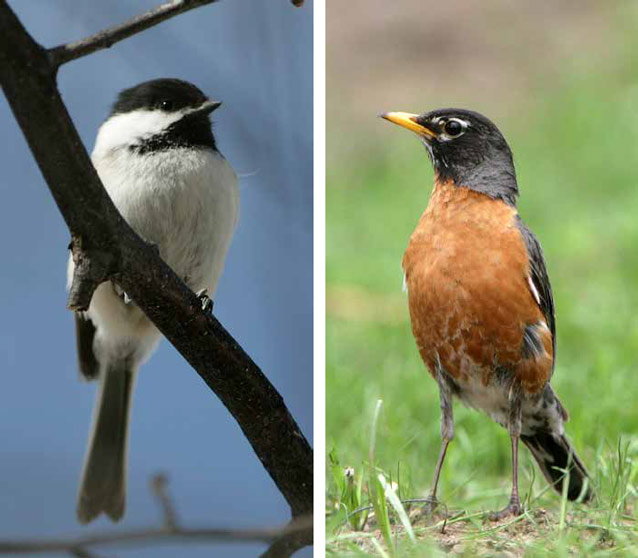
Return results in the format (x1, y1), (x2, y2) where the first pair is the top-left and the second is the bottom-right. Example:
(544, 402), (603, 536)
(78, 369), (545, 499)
(327, 1), (638, 554)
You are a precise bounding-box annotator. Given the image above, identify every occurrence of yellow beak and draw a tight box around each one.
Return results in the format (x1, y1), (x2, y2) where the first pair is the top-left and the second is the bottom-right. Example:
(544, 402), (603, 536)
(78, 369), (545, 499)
(380, 112), (437, 139)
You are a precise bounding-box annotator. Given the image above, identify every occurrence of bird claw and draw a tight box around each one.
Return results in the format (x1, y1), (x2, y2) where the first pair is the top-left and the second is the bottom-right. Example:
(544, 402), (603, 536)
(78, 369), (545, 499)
(146, 240), (161, 257)
(113, 284), (132, 305)
(422, 496), (440, 515)
(196, 288), (214, 313)
(487, 501), (524, 522)
(410, 496), (453, 523)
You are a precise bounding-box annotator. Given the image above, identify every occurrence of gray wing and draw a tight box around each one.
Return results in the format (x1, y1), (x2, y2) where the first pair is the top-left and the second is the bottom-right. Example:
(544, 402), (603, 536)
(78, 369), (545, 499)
(515, 215), (556, 351)
(75, 313), (99, 380)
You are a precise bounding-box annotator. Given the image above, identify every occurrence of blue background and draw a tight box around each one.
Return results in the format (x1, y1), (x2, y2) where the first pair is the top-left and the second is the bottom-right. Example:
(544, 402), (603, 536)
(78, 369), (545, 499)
(0, 1), (312, 556)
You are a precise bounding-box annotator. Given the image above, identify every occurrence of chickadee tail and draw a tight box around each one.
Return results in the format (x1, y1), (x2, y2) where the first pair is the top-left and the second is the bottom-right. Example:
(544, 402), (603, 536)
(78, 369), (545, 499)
(77, 363), (135, 524)
(521, 430), (593, 503)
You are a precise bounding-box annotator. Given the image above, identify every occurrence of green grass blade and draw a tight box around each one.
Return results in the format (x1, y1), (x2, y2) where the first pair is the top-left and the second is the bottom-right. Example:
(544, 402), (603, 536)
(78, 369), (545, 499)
(368, 400), (393, 554)
(370, 536), (391, 558)
(379, 473), (416, 543)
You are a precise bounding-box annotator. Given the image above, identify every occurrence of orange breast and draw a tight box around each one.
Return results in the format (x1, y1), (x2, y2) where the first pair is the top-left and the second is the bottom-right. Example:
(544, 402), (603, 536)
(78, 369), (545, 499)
(403, 179), (552, 394)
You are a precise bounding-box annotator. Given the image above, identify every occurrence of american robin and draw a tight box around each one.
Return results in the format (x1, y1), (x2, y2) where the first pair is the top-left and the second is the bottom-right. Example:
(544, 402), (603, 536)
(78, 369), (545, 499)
(380, 108), (592, 518)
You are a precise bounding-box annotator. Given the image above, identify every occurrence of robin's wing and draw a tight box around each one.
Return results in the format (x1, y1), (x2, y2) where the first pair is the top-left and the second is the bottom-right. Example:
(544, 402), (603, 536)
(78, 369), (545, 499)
(75, 313), (99, 380)
(515, 216), (556, 353)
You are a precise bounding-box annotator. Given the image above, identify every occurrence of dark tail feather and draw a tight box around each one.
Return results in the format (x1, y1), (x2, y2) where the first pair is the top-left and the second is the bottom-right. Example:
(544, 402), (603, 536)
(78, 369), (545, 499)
(74, 313), (99, 380)
(521, 431), (593, 502)
(77, 363), (135, 524)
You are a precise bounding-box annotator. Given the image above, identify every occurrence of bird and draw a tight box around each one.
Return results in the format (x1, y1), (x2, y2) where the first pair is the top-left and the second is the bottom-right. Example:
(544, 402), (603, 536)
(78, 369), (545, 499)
(68, 78), (239, 524)
(380, 108), (592, 518)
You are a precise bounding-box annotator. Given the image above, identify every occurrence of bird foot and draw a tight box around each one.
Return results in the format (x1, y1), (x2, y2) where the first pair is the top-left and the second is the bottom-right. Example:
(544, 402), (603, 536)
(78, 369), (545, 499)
(487, 500), (523, 522)
(410, 496), (452, 523)
(196, 288), (214, 313)
(113, 284), (133, 305)
(145, 240), (161, 257)
(422, 496), (440, 515)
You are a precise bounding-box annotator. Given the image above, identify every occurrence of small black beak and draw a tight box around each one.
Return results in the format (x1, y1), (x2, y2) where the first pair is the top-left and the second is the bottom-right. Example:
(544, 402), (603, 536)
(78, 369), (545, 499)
(203, 100), (223, 114)
(187, 99), (222, 118)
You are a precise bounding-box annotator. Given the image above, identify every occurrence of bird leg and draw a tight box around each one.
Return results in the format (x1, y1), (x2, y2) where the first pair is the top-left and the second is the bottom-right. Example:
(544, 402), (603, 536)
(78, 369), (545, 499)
(424, 366), (454, 513)
(489, 392), (524, 520)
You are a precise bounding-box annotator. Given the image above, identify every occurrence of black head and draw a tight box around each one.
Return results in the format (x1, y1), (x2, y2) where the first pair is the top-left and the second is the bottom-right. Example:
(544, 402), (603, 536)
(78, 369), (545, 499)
(109, 78), (222, 153)
(381, 108), (518, 206)
(112, 78), (212, 115)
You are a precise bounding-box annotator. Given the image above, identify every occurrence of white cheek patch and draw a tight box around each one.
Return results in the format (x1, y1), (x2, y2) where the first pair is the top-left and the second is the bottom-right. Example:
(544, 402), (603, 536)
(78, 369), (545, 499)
(93, 109), (187, 157)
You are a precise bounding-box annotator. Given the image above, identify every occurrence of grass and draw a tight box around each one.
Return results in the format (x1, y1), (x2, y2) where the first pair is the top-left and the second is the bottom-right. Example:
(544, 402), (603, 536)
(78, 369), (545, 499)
(326, 43), (638, 556)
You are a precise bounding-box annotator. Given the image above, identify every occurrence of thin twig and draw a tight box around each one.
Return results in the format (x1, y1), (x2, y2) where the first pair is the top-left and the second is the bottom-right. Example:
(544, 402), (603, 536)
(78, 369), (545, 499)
(69, 548), (103, 558)
(0, 516), (313, 556)
(151, 473), (179, 530)
(260, 519), (314, 558)
(48, 0), (218, 68)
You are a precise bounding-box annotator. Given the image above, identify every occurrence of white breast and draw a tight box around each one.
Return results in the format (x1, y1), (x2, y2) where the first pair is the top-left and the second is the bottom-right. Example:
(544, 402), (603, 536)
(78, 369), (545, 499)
(67, 104), (239, 350)
(92, 145), (239, 295)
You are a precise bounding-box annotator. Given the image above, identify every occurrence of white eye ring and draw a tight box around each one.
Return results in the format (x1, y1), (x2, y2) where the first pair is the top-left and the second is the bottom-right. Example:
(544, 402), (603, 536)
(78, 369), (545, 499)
(441, 118), (467, 139)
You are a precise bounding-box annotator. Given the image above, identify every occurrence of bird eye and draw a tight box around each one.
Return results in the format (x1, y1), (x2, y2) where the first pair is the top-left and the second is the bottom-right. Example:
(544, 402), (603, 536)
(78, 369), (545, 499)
(159, 99), (174, 111)
(443, 119), (464, 137)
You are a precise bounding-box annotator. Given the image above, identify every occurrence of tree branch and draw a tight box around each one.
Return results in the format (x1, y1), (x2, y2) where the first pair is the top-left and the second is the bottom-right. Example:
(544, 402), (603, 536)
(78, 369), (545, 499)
(69, 548), (102, 558)
(0, 475), (311, 558)
(260, 521), (314, 558)
(0, 0), (311, 522)
(48, 0), (218, 68)
(0, 518), (313, 556)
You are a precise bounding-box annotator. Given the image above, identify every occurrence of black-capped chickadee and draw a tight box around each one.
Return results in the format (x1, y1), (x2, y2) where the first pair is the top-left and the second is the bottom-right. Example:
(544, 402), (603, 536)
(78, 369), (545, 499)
(68, 78), (239, 524)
